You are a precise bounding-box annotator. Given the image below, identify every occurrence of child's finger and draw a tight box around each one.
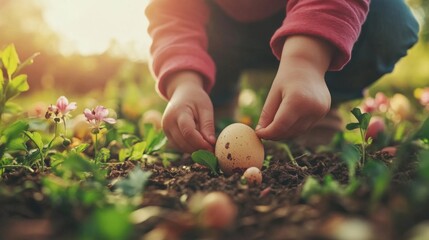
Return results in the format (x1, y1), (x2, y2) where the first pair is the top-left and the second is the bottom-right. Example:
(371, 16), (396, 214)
(168, 127), (195, 153)
(197, 107), (216, 145)
(256, 89), (281, 131)
(177, 113), (213, 152)
(256, 99), (297, 140)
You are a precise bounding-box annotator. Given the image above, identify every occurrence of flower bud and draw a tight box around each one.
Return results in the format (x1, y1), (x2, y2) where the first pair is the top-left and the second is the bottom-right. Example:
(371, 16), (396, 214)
(62, 138), (72, 147)
(389, 93), (411, 122)
(365, 117), (385, 141)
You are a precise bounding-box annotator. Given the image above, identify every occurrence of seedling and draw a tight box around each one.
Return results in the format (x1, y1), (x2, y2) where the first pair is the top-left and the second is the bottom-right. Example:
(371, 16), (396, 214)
(0, 44), (38, 119)
(301, 174), (360, 201)
(191, 150), (219, 175)
(272, 141), (297, 166)
(118, 123), (167, 162)
(114, 164), (152, 197)
(84, 106), (116, 163)
(346, 107), (371, 167)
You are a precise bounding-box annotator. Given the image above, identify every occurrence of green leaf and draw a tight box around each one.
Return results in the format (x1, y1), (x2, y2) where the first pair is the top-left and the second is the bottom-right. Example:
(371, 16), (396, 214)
(418, 150), (429, 181)
(115, 166), (151, 197)
(6, 74), (29, 100)
(119, 148), (131, 162)
(191, 150), (218, 175)
(263, 155), (273, 168)
(346, 122), (360, 131)
(363, 160), (391, 203)
(11, 74), (29, 91)
(129, 141), (147, 161)
(413, 117), (429, 141)
(81, 207), (132, 240)
(360, 113), (371, 130)
(344, 178), (361, 195)
(349, 108), (371, 130)
(142, 123), (166, 154)
(4, 101), (23, 114)
(6, 137), (27, 151)
(60, 152), (106, 181)
(341, 143), (361, 178)
(96, 147), (110, 163)
(301, 176), (322, 200)
(121, 134), (140, 148)
(24, 131), (44, 151)
(351, 108), (363, 121)
(143, 124), (167, 151)
(1, 44), (20, 77)
(49, 153), (66, 168)
(72, 143), (90, 153)
(62, 152), (94, 173)
(1, 120), (29, 144)
(0, 68), (4, 94)
(148, 135), (167, 153)
(322, 175), (342, 194)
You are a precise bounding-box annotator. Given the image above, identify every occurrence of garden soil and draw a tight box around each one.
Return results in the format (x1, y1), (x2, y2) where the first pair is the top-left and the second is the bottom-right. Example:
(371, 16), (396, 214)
(0, 142), (423, 240)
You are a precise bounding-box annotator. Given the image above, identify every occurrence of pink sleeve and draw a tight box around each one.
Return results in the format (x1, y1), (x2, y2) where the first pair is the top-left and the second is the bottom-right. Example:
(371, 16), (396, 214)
(270, 0), (370, 71)
(145, 0), (215, 99)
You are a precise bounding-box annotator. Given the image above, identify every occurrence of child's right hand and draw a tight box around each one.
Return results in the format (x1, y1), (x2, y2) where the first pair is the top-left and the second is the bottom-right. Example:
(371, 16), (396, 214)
(162, 71), (216, 153)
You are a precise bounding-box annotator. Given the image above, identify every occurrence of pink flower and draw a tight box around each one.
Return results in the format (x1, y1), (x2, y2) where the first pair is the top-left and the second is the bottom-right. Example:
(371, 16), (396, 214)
(83, 106), (116, 130)
(374, 92), (389, 112)
(56, 96), (77, 115)
(45, 96), (77, 122)
(361, 98), (376, 113)
(419, 88), (429, 108)
(361, 92), (389, 113)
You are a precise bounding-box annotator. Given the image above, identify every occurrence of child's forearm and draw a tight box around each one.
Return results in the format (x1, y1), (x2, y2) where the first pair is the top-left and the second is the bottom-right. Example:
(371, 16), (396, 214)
(280, 35), (334, 75)
(165, 71), (205, 100)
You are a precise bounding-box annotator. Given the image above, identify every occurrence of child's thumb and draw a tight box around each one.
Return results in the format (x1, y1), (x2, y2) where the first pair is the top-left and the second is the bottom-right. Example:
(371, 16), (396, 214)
(256, 94), (278, 132)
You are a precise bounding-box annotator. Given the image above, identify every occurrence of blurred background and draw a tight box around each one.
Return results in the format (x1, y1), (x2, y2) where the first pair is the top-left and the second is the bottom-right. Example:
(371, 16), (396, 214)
(1, 0), (429, 121)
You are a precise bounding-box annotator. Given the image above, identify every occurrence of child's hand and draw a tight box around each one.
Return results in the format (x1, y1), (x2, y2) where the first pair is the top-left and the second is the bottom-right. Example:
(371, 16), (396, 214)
(162, 71), (216, 153)
(256, 35), (333, 140)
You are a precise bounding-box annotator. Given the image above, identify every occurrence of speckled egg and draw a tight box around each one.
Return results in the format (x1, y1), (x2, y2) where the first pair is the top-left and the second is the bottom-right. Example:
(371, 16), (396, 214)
(215, 123), (264, 175)
(242, 167), (263, 186)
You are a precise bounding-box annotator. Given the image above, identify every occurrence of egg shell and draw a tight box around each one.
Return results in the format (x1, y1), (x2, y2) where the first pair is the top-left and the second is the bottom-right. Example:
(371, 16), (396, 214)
(215, 123), (264, 175)
(242, 167), (263, 186)
(200, 192), (237, 229)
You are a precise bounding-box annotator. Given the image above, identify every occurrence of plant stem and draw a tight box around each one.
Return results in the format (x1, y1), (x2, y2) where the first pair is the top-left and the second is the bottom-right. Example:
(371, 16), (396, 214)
(23, 131), (46, 172)
(94, 133), (98, 163)
(47, 123), (58, 150)
(43, 123), (60, 171)
(62, 116), (67, 136)
(0, 165), (34, 173)
(279, 143), (298, 166)
(359, 128), (366, 167)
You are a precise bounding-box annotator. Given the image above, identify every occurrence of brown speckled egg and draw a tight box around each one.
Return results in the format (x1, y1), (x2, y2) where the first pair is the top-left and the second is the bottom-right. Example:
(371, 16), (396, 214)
(215, 123), (264, 175)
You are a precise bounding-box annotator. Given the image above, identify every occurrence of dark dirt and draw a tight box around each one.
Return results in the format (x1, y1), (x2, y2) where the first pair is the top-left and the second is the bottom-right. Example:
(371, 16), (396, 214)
(0, 142), (425, 240)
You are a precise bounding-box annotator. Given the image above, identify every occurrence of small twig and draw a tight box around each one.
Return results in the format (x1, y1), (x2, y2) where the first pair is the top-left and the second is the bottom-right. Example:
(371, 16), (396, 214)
(294, 152), (311, 161)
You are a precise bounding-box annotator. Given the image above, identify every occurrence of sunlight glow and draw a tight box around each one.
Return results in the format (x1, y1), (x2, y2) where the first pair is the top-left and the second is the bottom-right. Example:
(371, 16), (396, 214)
(40, 0), (151, 61)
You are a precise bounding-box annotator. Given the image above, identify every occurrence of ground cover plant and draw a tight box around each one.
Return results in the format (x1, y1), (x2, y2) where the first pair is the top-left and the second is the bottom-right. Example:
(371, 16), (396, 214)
(1, 45), (429, 240)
